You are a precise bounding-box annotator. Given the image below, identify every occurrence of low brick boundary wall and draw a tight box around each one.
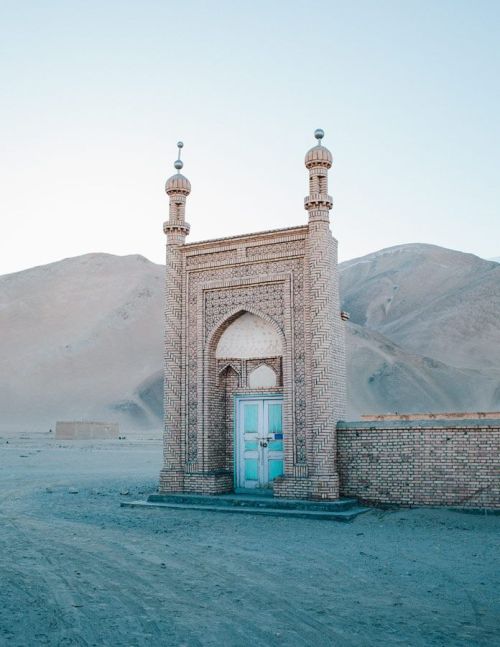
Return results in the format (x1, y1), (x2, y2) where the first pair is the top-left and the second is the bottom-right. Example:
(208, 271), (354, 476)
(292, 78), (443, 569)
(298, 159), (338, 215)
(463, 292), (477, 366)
(337, 419), (500, 509)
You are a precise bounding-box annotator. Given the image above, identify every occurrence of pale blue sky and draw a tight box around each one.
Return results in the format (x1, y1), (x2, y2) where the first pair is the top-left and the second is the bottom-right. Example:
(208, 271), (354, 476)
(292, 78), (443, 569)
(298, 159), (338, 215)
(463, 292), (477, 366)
(1, 0), (499, 275)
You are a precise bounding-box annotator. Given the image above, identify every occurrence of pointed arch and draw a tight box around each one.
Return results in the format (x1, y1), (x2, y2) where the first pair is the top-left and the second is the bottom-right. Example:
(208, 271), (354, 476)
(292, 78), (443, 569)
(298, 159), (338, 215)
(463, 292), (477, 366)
(205, 306), (286, 355)
(217, 361), (241, 376)
(216, 361), (241, 387)
(200, 307), (287, 475)
(215, 313), (283, 359)
(248, 363), (278, 388)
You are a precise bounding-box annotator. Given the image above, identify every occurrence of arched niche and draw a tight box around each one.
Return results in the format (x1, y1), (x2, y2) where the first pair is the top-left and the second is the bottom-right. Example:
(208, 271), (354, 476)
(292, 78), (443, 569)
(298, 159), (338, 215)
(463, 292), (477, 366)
(248, 364), (277, 388)
(216, 312), (283, 359)
(203, 309), (286, 476)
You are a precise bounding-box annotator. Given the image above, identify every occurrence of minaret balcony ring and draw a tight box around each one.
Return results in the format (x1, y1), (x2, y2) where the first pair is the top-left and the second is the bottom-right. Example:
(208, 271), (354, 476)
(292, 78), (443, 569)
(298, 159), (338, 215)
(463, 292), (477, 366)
(163, 221), (191, 235)
(304, 194), (333, 209)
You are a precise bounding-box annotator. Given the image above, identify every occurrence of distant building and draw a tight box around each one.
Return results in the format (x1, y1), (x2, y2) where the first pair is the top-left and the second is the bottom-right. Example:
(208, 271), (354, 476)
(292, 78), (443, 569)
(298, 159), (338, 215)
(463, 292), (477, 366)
(55, 421), (119, 440)
(159, 131), (346, 499)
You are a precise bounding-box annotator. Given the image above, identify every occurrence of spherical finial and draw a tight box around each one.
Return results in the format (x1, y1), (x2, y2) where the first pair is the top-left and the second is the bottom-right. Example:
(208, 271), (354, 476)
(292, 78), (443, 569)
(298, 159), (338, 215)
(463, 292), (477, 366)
(173, 141), (184, 171)
(305, 128), (332, 168)
(166, 140), (190, 194)
(314, 128), (325, 142)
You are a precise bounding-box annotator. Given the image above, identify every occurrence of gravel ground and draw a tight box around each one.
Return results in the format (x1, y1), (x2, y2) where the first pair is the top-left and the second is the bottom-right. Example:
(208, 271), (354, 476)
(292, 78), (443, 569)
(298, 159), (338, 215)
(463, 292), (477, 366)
(0, 432), (498, 647)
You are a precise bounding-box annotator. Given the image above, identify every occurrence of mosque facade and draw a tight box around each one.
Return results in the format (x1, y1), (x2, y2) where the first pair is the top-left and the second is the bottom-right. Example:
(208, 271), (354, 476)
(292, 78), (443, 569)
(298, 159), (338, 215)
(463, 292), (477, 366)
(159, 130), (347, 500)
(155, 130), (499, 510)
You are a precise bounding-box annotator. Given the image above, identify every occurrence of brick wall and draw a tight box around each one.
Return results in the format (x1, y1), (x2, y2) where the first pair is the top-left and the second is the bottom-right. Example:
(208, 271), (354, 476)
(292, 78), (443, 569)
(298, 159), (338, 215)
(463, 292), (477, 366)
(337, 420), (500, 509)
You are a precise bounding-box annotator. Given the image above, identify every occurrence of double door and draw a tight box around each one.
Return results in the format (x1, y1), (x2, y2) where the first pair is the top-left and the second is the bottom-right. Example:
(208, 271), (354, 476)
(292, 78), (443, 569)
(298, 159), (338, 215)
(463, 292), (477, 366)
(236, 397), (284, 490)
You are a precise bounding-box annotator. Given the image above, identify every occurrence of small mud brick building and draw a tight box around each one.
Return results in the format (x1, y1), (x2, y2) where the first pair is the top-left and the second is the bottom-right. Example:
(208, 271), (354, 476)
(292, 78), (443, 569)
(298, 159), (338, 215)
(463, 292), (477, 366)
(55, 421), (119, 440)
(160, 131), (346, 499)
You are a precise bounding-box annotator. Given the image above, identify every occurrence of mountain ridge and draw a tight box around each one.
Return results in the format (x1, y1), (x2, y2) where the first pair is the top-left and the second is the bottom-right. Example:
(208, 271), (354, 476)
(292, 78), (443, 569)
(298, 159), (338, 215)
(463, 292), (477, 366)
(1, 243), (499, 431)
(339, 243), (500, 370)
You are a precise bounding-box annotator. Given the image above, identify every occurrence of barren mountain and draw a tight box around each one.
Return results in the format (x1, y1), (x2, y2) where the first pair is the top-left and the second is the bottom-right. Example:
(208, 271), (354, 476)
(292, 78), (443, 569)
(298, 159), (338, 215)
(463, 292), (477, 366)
(345, 323), (499, 418)
(340, 244), (500, 370)
(0, 253), (164, 432)
(1, 244), (499, 431)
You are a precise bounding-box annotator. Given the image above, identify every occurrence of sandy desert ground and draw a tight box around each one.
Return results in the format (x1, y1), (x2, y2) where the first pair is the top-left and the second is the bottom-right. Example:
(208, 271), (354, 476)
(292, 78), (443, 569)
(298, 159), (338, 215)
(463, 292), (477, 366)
(0, 432), (498, 647)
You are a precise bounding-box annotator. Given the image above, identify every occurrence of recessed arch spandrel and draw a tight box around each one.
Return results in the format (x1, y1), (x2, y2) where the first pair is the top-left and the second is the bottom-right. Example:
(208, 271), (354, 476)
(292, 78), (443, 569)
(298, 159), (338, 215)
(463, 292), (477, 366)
(204, 281), (285, 340)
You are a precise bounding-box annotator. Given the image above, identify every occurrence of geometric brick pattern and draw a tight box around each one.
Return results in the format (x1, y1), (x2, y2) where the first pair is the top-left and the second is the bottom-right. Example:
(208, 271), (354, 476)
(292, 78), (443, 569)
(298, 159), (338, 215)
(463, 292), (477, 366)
(204, 282), (285, 340)
(159, 132), (347, 499)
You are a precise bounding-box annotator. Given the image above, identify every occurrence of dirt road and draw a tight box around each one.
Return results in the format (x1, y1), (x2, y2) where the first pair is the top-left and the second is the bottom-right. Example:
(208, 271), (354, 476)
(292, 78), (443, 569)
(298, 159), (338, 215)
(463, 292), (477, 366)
(0, 432), (498, 646)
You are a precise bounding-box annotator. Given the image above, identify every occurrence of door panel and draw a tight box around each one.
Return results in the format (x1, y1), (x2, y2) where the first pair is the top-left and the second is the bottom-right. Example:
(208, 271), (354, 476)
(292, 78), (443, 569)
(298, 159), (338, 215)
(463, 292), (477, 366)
(237, 397), (284, 489)
(264, 400), (284, 482)
(241, 401), (261, 488)
(245, 458), (259, 481)
(267, 402), (284, 451)
(243, 404), (259, 433)
(267, 403), (282, 432)
(268, 459), (284, 481)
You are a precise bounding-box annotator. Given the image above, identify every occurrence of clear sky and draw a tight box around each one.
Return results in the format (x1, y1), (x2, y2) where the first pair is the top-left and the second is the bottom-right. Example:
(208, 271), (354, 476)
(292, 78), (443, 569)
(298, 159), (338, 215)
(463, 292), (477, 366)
(1, 0), (499, 275)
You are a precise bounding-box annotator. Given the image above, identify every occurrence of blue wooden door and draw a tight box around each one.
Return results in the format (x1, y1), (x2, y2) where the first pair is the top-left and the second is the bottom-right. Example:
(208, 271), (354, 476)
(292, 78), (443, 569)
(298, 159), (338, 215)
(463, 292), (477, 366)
(237, 398), (284, 489)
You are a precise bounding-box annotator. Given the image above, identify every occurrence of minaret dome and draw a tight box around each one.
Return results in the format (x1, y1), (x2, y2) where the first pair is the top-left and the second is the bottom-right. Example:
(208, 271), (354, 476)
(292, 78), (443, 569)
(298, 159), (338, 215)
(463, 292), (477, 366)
(165, 141), (191, 195)
(305, 128), (333, 169)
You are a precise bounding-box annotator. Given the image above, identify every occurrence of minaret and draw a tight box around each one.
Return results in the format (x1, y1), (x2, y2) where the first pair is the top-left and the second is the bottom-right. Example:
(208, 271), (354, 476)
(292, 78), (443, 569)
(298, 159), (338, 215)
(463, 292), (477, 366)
(163, 142), (191, 243)
(159, 142), (191, 493)
(304, 129), (346, 499)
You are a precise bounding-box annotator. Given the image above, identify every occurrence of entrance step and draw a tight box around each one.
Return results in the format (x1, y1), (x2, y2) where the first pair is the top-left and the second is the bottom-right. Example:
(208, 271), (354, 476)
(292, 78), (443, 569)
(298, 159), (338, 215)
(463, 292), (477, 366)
(121, 493), (371, 522)
(148, 493), (360, 512)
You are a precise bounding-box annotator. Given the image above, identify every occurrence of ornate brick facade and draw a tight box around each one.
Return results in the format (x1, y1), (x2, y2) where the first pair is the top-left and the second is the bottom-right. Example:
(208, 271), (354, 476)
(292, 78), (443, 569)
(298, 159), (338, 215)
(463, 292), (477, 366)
(159, 132), (347, 499)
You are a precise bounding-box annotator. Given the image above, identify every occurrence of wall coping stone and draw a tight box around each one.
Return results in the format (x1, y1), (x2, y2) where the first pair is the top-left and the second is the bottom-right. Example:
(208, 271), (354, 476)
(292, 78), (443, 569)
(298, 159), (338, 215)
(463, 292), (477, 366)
(184, 225), (309, 249)
(337, 419), (500, 430)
